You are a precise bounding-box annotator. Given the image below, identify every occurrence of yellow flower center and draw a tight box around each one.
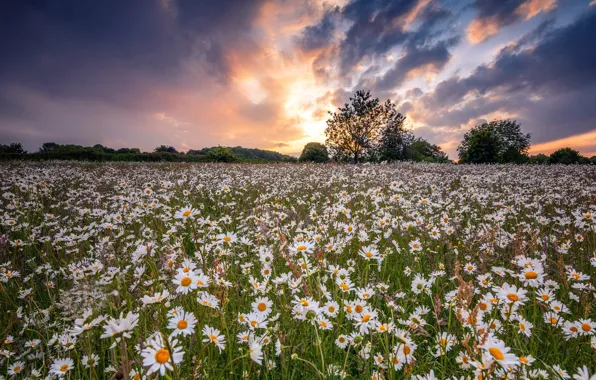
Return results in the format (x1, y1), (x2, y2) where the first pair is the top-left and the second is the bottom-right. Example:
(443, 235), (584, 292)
(507, 294), (519, 302)
(177, 320), (188, 329)
(223, 236), (231, 242)
(297, 245), (306, 251)
(183, 210), (192, 217)
(361, 314), (371, 323)
(525, 271), (538, 280)
(60, 364), (69, 372)
(258, 303), (267, 312)
(581, 323), (592, 332)
(489, 347), (504, 361)
(155, 348), (170, 364)
(181, 277), (192, 286)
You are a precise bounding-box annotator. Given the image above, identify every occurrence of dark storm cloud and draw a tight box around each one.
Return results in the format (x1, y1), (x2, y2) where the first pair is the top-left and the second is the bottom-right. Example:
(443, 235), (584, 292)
(0, 0), (265, 108)
(301, 0), (458, 94)
(364, 36), (459, 93)
(338, 0), (418, 74)
(413, 9), (596, 142)
(427, 10), (596, 108)
(349, 1), (457, 95)
(300, 7), (339, 51)
(470, 0), (526, 25)
(466, 0), (558, 43)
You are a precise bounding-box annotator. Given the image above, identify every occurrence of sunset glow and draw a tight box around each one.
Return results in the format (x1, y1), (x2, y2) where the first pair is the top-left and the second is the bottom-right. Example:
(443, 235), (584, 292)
(0, 0), (594, 158)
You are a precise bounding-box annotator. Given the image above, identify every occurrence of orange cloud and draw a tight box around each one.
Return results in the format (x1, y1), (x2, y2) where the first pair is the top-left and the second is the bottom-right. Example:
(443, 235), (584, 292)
(467, 0), (558, 44)
(517, 0), (557, 20)
(466, 18), (501, 44)
(403, 0), (432, 29)
(529, 129), (596, 156)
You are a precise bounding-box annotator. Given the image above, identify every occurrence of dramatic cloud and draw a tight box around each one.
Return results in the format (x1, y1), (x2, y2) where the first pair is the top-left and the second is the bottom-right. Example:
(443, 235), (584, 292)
(0, 0), (593, 157)
(404, 8), (596, 156)
(467, 0), (558, 43)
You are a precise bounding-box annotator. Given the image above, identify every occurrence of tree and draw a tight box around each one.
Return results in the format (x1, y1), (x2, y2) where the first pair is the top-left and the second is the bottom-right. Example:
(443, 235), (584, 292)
(325, 90), (386, 163)
(549, 147), (582, 164)
(40, 142), (60, 152)
(207, 146), (238, 162)
(529, 154), (549, 164)
(116, 148), (141, 154)
(377, 103), (411, 162)
(0, 143), (26, 154)
(154, 145), (178, 153)
(299, 142), (329, 163)
(457, 120), (531, 163)
(405, 138), (450, 163)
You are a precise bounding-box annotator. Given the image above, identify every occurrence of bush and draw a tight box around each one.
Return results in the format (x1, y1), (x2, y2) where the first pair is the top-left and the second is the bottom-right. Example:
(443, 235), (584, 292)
(299, 143), (329, 163)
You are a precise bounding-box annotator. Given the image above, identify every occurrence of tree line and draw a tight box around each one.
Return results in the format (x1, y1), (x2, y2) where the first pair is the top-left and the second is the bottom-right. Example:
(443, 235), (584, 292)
(299, 90), (595, 165)
(2, 89), (594, 164)
(0, 143), (297, 163)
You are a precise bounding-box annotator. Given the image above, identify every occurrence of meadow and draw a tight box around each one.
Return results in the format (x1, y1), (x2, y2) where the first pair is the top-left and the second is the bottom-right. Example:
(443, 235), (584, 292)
(1, 162), (595, 379)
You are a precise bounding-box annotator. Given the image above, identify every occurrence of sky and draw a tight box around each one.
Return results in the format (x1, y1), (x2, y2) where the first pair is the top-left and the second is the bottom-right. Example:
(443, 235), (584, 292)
(0, 0), (595, 158)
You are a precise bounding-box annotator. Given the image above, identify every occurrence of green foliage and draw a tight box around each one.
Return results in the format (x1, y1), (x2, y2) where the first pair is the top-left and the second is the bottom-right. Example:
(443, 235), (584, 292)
(529, 154), (549, 164)
(0, 142), (26, 154)
(1, 142), (295, 163)
(188, 146), (297, 162)
(377, 104), (410, 162)
(457, 120), (531, 163)
(154, 145), (179, 153)
(549, 147), (582, 164)
(325, 90), (450, 164)
(405, 138), (451, 163)
(206, 146), (238, 163)
(299, 142), (329, 163)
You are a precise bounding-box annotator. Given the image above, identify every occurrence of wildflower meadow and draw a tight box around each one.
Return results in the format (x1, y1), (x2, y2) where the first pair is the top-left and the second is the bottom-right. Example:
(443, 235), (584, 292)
(1, 161), (595, 379)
